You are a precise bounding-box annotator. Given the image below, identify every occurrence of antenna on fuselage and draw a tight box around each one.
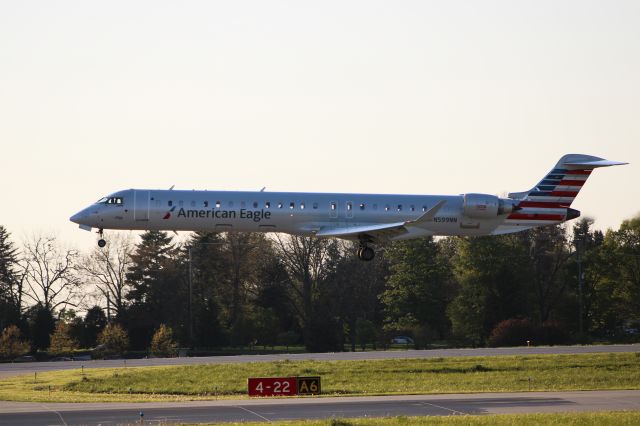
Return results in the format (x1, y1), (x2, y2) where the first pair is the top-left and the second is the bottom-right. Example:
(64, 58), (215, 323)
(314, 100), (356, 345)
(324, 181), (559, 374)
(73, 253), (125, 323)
(169, 185), (175, 190)
(260, 187), (266, 192)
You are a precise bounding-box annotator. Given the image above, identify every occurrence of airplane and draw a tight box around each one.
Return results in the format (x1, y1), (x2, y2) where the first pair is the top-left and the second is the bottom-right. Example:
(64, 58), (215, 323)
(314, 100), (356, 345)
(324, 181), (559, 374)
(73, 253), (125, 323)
(70, 154), (626, 261)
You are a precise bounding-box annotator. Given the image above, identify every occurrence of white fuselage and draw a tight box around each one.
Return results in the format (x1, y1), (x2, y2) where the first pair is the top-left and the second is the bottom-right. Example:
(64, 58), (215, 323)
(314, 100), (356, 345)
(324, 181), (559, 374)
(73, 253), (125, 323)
(70, 188), (550, 241)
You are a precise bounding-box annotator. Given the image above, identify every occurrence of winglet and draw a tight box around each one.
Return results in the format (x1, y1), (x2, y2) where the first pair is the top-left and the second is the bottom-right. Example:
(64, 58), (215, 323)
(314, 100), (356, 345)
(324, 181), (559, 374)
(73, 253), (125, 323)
(406, 200), (447, 225)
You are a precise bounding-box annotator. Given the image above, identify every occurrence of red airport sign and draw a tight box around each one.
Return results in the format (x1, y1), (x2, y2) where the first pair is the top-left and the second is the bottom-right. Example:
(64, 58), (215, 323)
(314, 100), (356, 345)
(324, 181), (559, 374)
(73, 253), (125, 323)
(248, 376), (321, 397)
(248, 377), (297, 397)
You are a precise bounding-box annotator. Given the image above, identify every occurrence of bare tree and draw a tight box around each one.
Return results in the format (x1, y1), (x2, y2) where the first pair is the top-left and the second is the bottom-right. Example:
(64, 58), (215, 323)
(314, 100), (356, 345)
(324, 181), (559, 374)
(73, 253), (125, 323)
(21, 234), (83, 312)
(273, 234), (338, 324)
(79, 233), (134, 319)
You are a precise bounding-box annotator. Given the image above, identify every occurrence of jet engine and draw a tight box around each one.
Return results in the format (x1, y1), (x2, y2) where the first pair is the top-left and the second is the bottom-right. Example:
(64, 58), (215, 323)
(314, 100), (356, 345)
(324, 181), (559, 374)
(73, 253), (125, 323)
(463, 193), (518, 218)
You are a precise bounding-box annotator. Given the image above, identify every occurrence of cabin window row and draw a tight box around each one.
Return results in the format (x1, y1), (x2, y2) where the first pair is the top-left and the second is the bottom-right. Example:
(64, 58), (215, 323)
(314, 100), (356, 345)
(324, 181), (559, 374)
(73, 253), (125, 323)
(165, 200), (429, 212)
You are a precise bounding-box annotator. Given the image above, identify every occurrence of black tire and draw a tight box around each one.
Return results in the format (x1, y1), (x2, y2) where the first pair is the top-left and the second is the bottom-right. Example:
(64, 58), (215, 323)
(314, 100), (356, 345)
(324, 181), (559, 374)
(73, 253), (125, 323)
(360, 246), (375, 261)
(98, 239), (107, 248)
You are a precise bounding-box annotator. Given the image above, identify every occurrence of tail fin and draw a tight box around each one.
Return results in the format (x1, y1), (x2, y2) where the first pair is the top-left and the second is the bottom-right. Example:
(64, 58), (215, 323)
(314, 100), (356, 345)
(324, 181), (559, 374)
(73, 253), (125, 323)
(509, 154), (627, 209)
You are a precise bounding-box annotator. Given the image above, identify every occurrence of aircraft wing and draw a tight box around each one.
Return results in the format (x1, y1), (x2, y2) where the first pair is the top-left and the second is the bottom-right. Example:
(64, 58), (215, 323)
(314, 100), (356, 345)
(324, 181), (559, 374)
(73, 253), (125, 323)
(315, 221), (409, 241)
(315, 200), (447, 243)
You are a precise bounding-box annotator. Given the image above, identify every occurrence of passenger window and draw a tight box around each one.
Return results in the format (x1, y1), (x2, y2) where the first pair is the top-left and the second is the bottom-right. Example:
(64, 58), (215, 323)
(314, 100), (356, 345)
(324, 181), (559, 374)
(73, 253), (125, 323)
(359, 203), (365, 210)
(410, 205), (415, 212)
(168, 200), (173, 207)
(300, 203), (305, 209)
(265, 202), (270, 209)
(397, 204), (402, 212)
(330, 202), (336, 210)
(278, 202), (283, 209)
(347, 202), (352, 211)
(179, 201), (184, 207)
(204, 201), (209, 208)
(191, 201), (196, 207)
(289, 202), (295, 209)
(241, 201), (246, 208)
(215, 201), (221, 208)
(229, 201), (234, 208)
(253, 201), (258, 208)
(313, 202), (318, 209)
(422, 206), (427, 212)
(384, 205), (390, 211)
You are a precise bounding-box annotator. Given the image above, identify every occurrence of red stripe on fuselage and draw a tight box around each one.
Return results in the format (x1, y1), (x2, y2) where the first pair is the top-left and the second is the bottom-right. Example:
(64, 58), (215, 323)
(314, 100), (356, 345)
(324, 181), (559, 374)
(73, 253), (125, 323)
(507, 213), (565, 221)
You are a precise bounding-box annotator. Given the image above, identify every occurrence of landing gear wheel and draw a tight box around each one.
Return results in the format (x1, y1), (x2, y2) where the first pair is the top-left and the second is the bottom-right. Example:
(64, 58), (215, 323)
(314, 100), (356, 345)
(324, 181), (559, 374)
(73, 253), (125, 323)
(97, 228), (106, 248)
(357, 246), (375, 261)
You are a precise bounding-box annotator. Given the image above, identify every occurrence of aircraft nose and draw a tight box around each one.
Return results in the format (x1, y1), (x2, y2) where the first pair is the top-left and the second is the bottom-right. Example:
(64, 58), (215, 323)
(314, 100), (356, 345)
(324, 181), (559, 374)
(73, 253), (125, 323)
(69, 211), (85, 224)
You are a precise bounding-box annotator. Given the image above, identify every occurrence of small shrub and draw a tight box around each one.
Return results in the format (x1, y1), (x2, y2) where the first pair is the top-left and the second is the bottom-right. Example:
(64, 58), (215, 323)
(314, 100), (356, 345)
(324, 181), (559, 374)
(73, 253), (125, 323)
(0, 325), (30, 359)
(489, 318), (571, 347)
(150, 324), (177, 357)
(49, 321), (79, 355)
(488, 318), (537, 347)
(97, 323), (129, 356)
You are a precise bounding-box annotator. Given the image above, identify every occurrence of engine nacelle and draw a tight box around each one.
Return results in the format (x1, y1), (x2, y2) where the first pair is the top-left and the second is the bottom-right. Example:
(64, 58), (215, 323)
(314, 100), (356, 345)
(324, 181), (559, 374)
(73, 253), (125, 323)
(463, 193), (517, 219)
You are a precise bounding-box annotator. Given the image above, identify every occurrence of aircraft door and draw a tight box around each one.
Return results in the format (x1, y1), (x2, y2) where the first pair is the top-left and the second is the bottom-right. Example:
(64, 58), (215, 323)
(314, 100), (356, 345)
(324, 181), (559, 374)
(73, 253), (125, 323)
(134, 190), (150, 221)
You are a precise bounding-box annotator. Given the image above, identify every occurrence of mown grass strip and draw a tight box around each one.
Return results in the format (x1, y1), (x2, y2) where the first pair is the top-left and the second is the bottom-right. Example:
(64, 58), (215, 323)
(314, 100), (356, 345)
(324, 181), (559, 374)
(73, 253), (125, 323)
(207, 412), (640, 426)
(0, 353), (638, 403)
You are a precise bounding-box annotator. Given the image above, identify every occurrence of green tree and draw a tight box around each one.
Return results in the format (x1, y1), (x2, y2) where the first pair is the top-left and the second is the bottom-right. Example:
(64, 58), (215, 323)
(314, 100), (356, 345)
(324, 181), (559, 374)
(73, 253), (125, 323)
(81, 306), (107, 348)
(383, 238), (454, 340)
(448, 234), (531, 345)
(0, 325), (30, 359)
(49, 321), (79, 355)
(150, 324), (177, 357)
(589, 215), (640, 335)
(97, 323), (129, 356)
(355, 318), (377, 350)
(0, 226), (22, 330)
(124, 231), (185, 349)
(27, 303), (55, 350)
(330, 241), (388, 352)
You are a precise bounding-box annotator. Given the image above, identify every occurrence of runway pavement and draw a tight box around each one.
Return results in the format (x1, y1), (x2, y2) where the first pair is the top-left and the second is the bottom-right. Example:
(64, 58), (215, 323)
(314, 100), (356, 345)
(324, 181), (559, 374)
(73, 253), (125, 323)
(0, 390), (639, 425)
(1, 344), (639, 379)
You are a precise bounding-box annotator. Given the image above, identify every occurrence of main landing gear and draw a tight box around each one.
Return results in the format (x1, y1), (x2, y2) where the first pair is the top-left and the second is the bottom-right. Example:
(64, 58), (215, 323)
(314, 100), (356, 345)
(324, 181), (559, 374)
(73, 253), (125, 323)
(357, 244), (375, 262)
(97, 228), (106, 248)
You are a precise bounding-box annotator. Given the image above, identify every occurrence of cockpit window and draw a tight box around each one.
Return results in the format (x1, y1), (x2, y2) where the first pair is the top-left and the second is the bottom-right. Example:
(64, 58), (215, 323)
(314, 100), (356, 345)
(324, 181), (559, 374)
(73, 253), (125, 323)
(98, 197), (123, 205)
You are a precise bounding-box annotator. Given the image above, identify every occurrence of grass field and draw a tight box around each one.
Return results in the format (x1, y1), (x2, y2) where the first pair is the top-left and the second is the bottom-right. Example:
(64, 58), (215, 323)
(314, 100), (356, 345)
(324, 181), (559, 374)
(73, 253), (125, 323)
(213, 412), (640, 426)
(0, 352), (639, 402)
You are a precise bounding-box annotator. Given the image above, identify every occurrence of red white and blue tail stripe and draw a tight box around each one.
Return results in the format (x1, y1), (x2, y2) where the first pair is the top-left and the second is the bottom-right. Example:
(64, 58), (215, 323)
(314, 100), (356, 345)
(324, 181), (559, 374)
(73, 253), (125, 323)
(499, 154), (627, 229)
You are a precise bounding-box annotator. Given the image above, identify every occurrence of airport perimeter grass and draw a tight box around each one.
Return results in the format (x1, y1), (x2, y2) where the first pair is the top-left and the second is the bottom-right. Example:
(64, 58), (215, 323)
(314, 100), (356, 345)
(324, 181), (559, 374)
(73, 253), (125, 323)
(0, 352), (639, 402)
(213, 412), (640, 426)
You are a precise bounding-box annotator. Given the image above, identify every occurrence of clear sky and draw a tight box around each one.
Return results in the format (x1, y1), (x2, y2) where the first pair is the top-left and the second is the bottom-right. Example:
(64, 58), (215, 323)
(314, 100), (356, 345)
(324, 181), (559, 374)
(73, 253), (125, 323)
(1, 1), (638, 251)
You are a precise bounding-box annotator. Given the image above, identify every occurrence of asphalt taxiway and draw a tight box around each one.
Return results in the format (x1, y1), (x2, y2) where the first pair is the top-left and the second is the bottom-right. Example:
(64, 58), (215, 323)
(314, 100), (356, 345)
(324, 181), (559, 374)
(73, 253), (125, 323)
(0, 390), (639, 425)
(1, 344), (639, 379)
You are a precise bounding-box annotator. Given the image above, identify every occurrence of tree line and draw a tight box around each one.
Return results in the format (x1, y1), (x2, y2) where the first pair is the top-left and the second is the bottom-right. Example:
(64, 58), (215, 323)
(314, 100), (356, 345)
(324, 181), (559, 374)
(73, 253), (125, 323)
(1, 215), (639, 357)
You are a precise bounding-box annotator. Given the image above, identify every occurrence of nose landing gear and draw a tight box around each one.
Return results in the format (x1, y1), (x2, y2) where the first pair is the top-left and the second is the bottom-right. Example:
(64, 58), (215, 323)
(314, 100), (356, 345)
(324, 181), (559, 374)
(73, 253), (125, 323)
(97, 228), (106, 248)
